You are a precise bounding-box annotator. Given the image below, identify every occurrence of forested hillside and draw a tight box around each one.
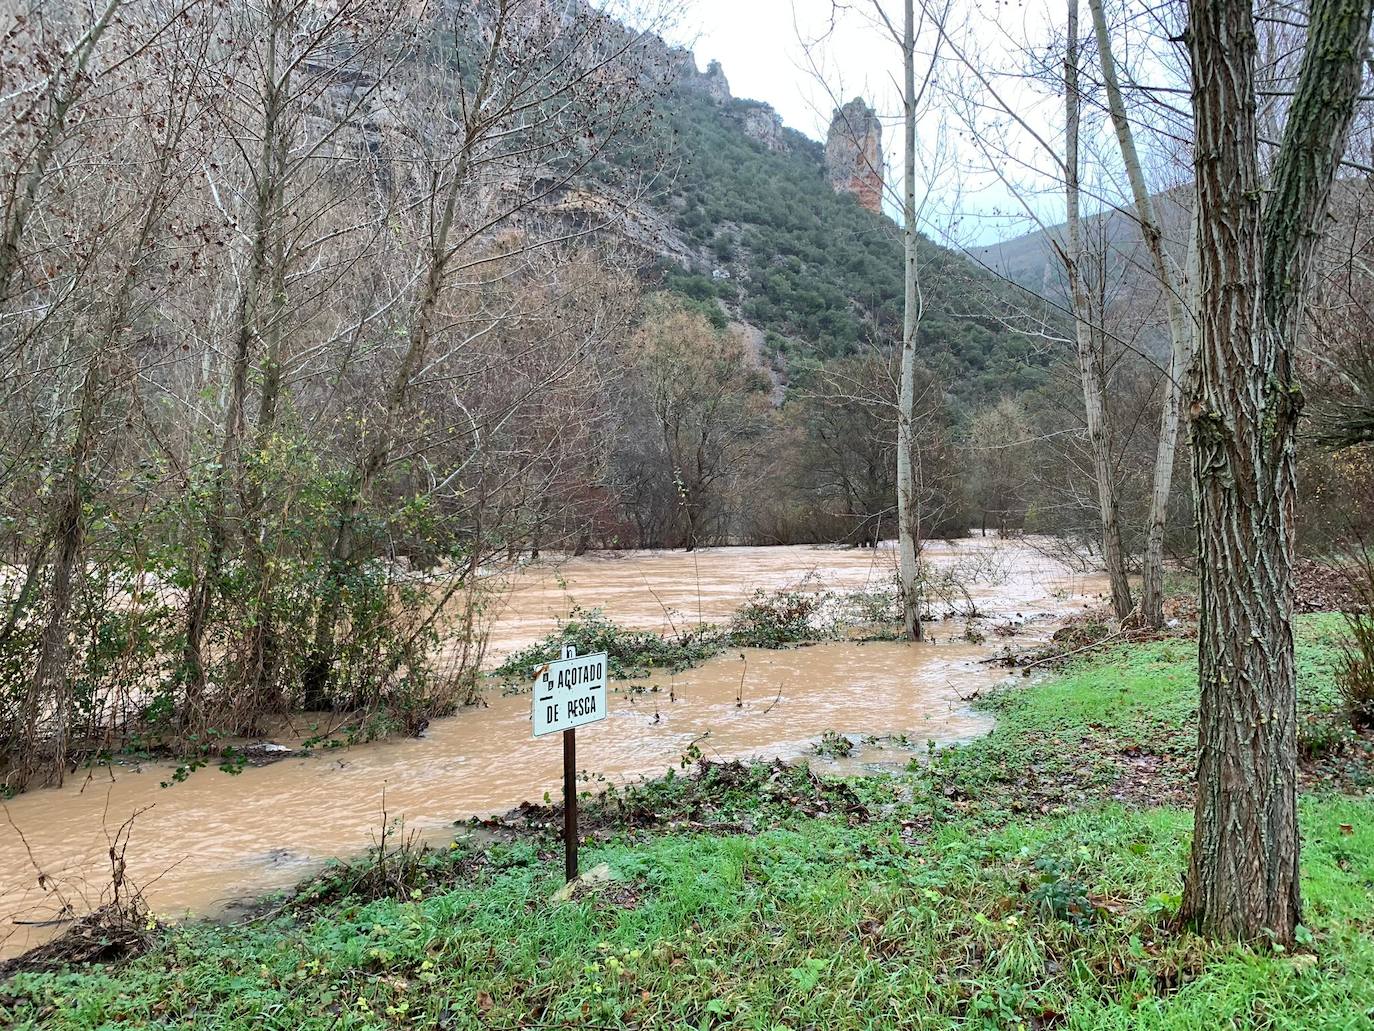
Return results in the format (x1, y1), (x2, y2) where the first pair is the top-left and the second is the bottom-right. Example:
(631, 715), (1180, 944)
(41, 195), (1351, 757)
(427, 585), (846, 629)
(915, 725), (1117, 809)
(970, 187), (1192, 311)
(642, 88), (1055, 407)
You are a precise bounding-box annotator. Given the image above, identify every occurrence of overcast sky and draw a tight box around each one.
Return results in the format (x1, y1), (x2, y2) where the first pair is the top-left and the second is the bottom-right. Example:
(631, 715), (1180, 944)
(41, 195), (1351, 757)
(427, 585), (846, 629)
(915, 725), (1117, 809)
(680, 0), (879, 144)
(663, 0), (1070, 246)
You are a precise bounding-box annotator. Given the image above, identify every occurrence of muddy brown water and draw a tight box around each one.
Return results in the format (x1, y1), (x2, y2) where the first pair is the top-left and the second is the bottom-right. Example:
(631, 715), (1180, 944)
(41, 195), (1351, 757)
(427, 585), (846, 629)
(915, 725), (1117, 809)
(0, 538), (1105, 958)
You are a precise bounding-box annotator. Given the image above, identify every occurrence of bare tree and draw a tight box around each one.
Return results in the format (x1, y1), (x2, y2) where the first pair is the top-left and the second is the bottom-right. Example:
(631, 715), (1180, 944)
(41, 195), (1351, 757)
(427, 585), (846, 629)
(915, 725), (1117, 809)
(0, 0), (676, 788)
(1181, 0), (1373, 943)
(299, 1), (665, 704)
(895, 0), (925, 639)
(799, 0), (951, 640)
(1087, 0), (1194, 627)
(1, 0), (216, 789)
(181, 0), (410, 720)
(0, 0), (127, 307)
(968, 399), (1033, 535)
(1065, 0), (1134, 619)
(616, 299), (770, 550)
(922, 1), (1145, 619)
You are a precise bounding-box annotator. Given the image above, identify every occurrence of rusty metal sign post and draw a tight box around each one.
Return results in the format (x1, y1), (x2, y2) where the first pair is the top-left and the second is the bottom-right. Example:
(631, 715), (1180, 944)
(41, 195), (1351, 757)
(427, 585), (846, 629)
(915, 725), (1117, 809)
(532, 643), (608, 883)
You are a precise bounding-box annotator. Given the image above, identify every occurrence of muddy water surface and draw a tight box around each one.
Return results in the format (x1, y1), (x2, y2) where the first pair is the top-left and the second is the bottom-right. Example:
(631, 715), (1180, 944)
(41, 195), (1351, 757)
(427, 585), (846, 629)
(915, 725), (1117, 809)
(1, 539), (1104, 958)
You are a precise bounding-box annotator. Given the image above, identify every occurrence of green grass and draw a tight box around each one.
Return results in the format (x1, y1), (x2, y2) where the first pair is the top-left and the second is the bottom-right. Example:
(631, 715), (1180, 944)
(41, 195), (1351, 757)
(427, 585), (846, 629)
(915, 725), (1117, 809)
(4, 617), (1373, 1030)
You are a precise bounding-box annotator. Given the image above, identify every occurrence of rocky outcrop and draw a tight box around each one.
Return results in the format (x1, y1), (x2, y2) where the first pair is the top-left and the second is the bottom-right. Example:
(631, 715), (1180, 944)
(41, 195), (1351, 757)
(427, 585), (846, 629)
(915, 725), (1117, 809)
(496, 3), (730, 105)
(658, 53), (730, 103)
(825, 98), (883, 215)
(699, 60), (731, 104)
(647, 44), (699, 85)
(729, 320), (787, 405)
(741, 104), (784, 151)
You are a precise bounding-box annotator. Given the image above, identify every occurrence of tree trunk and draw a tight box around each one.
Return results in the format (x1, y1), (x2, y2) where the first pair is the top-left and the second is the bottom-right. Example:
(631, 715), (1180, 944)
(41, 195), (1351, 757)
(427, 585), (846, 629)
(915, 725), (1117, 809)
(1065, 0), (1132, 622)
(896, 0), (923, 642)
(242, 160), (290, 719)
(1087, 0), (1194, 627)
(19, 122), (173, 783)
(20, 355), (103, 787)
(302, 150), (464, 709)
(1181, 0), (1373, 943)
(0, 537), (50, 653)
(183, 22), (288, 718)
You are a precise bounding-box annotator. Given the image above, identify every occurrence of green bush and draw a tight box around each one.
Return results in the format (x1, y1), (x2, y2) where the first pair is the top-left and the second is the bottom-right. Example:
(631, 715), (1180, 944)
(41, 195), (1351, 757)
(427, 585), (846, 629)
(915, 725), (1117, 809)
(727, 578), (832, 648)
(1338, 612), (1374, 729)
(491, 607), (723, 683)
(1332, 558), (1374, 730)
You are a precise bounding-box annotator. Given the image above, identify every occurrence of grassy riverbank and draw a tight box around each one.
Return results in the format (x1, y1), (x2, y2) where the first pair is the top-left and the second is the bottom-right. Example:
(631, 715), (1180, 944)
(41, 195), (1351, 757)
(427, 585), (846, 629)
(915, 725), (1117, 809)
(4, 617), (1373, 1029)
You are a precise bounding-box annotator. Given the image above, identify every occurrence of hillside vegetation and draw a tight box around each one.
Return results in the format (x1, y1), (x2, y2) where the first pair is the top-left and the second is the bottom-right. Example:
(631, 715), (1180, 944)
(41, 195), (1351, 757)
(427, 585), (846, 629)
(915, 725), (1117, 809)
(642, 90), (1057, 407)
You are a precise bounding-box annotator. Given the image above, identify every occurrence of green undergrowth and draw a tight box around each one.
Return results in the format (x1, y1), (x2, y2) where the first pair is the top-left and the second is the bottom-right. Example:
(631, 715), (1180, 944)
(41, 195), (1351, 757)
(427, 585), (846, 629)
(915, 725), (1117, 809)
(6, 804), (1371, 1029)
(471, 759), (883, 845)
(5, 616), (1374, 1029)
(924, 614), (1372, 822)
(491, 585), (851, 685)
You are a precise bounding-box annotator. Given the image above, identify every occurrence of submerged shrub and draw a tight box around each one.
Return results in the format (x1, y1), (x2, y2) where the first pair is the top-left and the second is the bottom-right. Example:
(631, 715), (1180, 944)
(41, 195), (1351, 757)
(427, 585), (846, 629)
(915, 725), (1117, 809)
(812, 731), (854, 758)
(840, 579), (903, 627)
(492, 607), (722, 682)
(728, 576), (832, 647)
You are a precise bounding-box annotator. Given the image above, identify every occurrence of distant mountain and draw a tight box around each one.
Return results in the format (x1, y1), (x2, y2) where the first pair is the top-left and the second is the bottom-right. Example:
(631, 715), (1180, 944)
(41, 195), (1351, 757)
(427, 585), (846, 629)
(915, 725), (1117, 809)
(574, 40), (1055, 412)
(441, 6), (1059, 410)
(970, 188), (1193, 303)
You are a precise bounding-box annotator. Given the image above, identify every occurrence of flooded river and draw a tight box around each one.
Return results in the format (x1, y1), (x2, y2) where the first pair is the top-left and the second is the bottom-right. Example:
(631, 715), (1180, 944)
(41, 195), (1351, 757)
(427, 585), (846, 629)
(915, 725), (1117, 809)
(1, 538), (1105, 958)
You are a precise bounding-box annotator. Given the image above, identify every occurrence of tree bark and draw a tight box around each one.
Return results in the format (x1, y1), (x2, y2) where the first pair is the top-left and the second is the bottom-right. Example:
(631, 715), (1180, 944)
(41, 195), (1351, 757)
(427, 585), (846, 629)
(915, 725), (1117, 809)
(1181, 0), (1373, 943)
(1087, 0), (1194, 627)
(1065, 0), (1133, 622)
(896, 0), (924, 642)
(181, 26), (285, 720)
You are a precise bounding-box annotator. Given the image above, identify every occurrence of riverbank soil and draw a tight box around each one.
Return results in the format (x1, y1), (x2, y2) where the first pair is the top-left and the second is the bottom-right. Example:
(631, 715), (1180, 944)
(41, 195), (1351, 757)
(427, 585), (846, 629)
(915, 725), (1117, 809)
(3, 615), (1373, 1028)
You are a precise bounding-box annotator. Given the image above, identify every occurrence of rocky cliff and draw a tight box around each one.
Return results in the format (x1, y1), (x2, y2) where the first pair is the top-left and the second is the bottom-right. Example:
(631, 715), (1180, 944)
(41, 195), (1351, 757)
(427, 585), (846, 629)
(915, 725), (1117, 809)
(824, 98), (883, 215)
(294, 4), (1041, 403)
(740, 102), (785, 151)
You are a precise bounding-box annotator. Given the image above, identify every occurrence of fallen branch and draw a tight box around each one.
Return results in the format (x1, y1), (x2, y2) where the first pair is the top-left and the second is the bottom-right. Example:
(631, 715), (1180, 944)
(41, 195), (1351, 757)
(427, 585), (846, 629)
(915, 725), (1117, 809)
(1016, 628), (1131, 673)
(981, 627), (1133, 672)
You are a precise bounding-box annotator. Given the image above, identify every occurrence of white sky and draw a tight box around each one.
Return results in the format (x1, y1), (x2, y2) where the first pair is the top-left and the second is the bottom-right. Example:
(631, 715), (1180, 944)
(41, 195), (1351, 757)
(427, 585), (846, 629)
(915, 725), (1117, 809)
(680, 0), (882, 145)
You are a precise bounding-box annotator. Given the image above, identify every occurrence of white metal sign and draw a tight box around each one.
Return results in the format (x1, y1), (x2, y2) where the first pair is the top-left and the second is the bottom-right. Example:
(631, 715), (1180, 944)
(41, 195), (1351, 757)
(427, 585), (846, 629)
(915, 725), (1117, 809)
(531, 644), (608, 738)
